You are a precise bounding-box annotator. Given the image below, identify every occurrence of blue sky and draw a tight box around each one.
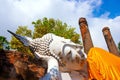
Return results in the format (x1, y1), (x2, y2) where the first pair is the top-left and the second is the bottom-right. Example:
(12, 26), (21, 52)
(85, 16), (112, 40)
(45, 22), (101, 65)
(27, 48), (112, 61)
(0, 0), (120, 51)
(93, 0), (120, 18)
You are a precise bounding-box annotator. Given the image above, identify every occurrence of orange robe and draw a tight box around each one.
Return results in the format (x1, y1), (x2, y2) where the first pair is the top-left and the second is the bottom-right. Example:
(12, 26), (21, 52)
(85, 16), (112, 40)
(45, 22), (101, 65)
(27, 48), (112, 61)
(87, 47), (120, 80)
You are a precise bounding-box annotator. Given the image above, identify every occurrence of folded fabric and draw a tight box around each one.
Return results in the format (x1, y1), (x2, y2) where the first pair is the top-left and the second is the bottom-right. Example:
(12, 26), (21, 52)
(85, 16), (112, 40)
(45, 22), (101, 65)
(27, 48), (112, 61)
(87, 47), (120, 80)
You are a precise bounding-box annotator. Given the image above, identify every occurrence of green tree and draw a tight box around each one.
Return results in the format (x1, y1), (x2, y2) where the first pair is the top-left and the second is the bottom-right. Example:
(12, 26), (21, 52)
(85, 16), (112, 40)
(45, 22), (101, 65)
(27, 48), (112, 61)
(32, 17), (55, 38)
(10, 26), (32, 55)
(32, 17), (80, 43)
(0, 36), (10, 50)
(118, 42), (120, 52)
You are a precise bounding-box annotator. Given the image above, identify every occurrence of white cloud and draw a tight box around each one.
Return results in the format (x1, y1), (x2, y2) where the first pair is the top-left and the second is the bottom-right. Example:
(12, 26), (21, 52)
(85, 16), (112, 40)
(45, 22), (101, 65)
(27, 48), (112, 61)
(0, 0), (120, 51)
(88, 17), (120, 50)
(100, 12), (110, 18)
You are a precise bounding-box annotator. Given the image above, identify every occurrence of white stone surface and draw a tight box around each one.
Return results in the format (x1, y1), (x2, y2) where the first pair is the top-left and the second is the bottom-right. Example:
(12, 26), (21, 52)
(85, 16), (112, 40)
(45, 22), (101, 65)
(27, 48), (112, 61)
(61, 73), (72, 80)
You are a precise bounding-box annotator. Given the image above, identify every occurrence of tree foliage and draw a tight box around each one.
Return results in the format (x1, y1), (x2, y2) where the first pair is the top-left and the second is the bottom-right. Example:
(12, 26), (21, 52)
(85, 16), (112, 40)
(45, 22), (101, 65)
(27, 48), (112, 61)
(118, 42), (120, 52)
(32, 17), (80, 43)
(10, 17), (81, 54)
(0, 36), (10, 50)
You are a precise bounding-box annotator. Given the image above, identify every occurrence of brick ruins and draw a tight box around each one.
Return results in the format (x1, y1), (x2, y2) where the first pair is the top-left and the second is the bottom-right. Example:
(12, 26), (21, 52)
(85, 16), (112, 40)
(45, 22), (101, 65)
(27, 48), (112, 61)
(102, 27), (119, 56)
(0, 50), (47, 80)
(79, 17), (94, 54)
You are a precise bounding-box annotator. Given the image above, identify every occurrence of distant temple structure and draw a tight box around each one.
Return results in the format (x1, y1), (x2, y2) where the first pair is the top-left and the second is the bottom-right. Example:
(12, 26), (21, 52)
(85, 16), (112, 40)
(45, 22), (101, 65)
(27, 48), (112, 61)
(102, 27), (119, 56)
(79, 17), (94, 54)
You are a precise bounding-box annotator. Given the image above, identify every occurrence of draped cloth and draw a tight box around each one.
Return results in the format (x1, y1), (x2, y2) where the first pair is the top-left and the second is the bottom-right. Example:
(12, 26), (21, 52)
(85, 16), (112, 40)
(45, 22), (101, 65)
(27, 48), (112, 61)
(87, 47), (120, 80)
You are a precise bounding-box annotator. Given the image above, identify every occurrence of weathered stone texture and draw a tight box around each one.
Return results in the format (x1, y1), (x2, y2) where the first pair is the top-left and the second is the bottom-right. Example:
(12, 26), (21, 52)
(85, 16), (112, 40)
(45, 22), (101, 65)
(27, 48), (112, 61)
(102, 27), (119, 56)
(79, 17), (94, 54)
(0, 50), (47, 80)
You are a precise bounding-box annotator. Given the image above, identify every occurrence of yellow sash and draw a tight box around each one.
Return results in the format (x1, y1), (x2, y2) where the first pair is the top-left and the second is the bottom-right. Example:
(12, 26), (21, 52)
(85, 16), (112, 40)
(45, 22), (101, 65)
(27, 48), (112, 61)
(87, 47), (120, 80)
